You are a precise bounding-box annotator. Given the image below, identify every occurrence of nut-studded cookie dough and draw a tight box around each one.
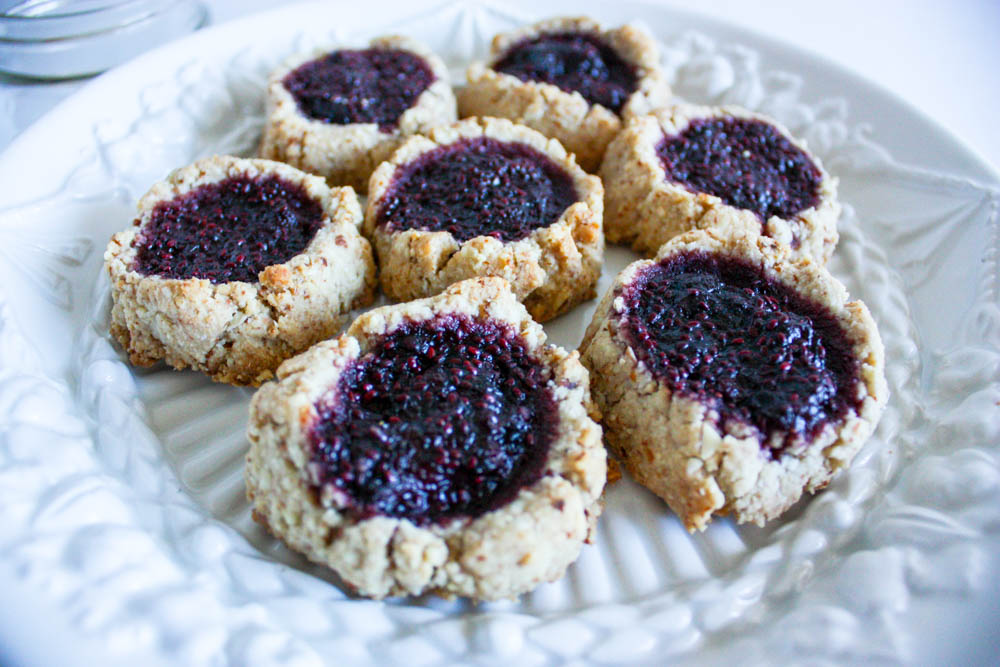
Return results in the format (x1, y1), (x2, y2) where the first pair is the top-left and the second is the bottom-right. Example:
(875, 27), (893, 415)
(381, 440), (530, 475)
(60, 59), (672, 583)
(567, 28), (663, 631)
(259, 35), (456, 192)
(105, 155), (376, 386)
(601, 104), (840, 263)
(458, 16), (670, 172)
(245, 277), (606, 600)
(579, 224), (886, 531)
(365, 116), (604, 322)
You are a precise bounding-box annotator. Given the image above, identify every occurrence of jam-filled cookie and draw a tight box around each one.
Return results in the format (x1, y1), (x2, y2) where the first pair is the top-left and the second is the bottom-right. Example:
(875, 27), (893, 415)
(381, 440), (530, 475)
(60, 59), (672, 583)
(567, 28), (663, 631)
(259, 35), (456, 192)
(580, 224), (886, 531)
(601, 105), (840, 263)
(365, 117), (603, 322)
(459, 16), (670, 172)
(245, 277), (606, 600)
(104, 155), (376, 386)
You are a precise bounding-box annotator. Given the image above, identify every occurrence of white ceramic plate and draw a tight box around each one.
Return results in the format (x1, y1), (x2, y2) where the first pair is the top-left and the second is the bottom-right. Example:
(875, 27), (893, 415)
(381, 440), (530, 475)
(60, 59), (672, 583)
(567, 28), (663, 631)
(1, 1), (998, 665)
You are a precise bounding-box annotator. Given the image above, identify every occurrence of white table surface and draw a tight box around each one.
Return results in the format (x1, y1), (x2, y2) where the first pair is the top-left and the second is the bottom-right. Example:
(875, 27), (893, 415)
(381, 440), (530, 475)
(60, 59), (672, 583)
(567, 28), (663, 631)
(1, 1), (997, 665)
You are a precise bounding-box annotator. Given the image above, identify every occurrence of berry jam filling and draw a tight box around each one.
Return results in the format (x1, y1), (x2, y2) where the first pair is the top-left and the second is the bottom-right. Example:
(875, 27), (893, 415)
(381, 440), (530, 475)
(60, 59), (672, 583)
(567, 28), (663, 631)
(376, 136), (577, 243)
(494, 32), (637, 113)
(134, 175), (324, 284)
(656, 117), (823, 222)
(622, 251), (859, 451)
(283, 48), (435, 132)
(309, 314), (559, 525)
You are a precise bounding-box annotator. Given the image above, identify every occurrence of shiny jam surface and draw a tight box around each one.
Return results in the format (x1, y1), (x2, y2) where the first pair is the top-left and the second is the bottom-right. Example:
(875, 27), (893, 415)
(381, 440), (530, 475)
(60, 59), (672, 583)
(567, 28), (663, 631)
(309, 314), (559, 525)
(656, 117), (823, 221)
(283, 48), (435, 131)
(133, 174), (324, 284)
(494, 32), (637, 113)
(621, 251), (859, 451)
(376, 136), (577, 243)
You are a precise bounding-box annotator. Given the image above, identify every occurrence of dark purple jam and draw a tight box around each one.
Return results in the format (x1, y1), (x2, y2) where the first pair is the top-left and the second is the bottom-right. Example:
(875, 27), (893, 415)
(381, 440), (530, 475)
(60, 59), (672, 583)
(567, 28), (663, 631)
(283, 48), (435, 132)
(376, 136), (577, 243)
(309, 314), (558, 525)
(622, 251), (859, 451)
(656, 117), (823, 222)
(133, 175), (324, 284)
(494, 32), (637, 113)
